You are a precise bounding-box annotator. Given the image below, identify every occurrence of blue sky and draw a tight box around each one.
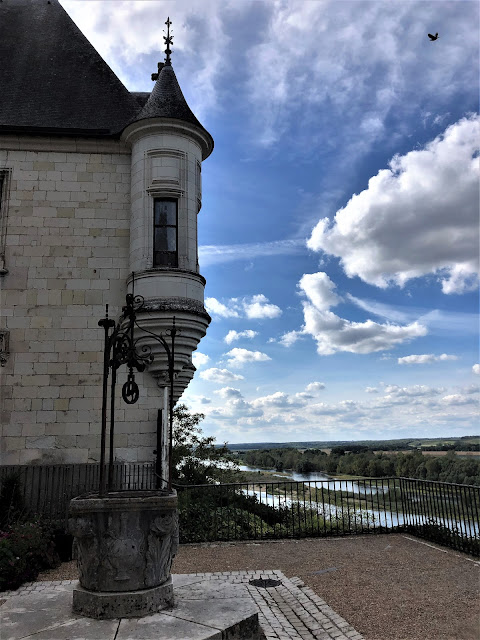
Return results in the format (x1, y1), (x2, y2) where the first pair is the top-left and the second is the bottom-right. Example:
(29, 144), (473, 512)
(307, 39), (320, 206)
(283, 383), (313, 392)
(61, 0), (479, 444)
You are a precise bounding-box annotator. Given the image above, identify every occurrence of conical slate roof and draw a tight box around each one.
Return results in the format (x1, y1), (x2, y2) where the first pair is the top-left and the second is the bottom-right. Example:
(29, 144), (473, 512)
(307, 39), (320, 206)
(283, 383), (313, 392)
(0, 0), (140, 136)
(134, 64), (208, 133)
(0, 0), (213, 145)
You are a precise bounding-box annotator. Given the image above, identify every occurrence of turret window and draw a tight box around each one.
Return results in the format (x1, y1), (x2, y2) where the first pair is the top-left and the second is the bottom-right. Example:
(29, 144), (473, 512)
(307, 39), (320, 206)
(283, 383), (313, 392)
(153, 198), (178, 267)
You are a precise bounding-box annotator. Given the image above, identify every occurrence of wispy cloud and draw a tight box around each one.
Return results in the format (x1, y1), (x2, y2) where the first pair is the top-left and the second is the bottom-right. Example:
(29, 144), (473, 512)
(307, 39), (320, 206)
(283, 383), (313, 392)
(199, 238), (305, 267)
(398, 354), (458, 365)
(298, 273), (427, 355)
(349, 297), (478, 337)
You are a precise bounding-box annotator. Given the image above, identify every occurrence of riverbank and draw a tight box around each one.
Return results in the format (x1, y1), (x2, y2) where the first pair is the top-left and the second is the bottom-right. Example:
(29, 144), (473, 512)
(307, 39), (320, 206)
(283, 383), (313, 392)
(36, 533), (479, 640)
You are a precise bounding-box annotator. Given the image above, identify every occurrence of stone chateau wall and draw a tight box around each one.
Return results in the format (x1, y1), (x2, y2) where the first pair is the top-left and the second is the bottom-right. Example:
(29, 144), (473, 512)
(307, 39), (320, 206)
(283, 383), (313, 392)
(0, 138), (163, 465)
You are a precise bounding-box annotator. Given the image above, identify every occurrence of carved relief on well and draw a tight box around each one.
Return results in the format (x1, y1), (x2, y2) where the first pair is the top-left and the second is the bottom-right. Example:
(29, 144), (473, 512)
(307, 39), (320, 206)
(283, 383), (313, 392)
(69, 490), (178, 593)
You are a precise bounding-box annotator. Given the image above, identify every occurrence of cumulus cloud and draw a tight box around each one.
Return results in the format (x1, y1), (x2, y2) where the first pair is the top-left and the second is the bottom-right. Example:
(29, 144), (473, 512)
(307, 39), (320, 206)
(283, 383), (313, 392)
(305, 382), (326, 393)
(205, 295), (281, 320)
(244, 295), (282, 319)
(252, 391), (306, 409)
(224, 348), (271, 368)
(383, 384), (442, 398)
(308, 116), (480, 294)
(473, 364), (480, 375)
(277, 330), (303, 347)
(192, 352), (210, 368)
(199, 368), (244, 383)
(298, 272), (426, 355)
(365, 387), (379, 393)
(205, 298), (240, 318)
(224, 329), (258, 345)
(214, 387), (244, 399)
(398, 354), (458, 365)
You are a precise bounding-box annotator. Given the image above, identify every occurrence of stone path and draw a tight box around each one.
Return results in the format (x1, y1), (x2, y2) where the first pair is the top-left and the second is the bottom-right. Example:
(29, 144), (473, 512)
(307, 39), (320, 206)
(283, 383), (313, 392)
(1, 571), (364, 640)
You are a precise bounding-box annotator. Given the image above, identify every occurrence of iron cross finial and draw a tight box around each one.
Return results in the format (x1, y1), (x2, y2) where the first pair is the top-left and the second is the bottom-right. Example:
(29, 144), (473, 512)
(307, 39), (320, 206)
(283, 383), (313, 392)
(164, 17), (173, 65)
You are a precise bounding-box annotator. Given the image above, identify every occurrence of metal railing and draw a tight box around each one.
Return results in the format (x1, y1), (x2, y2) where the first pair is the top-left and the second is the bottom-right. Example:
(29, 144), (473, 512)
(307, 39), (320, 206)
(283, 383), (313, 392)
(1, 464), (478, 556)
(0, 462), (157, 520)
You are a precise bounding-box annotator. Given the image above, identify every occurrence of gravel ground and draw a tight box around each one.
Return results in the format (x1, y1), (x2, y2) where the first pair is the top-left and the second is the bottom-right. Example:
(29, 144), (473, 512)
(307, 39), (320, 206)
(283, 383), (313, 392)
(37, 533), (479, 640)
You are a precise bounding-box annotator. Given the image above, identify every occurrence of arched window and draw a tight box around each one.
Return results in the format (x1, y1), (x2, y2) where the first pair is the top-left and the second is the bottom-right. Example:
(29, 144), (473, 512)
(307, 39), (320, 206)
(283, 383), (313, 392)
(153, 198), (177, 267)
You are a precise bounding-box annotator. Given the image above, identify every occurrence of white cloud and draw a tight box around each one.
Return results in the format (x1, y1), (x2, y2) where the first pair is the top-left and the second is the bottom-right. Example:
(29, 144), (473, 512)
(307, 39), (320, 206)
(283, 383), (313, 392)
(299, 273), (342, 311)
(244, 295), (282, 319)
(398, 354), (458, 365)
(252, 391), (306, 409)
(365, 387), (379, 393)
(192, 352), (210, 368)
(214, 387), (244, 399)
(298, 272), (427, 355)
(60, 0), (230, 120)
(305, 382), (325, 393)
(277, 330), (303, 347)
(224, 329), (258, 345)
(199, 368), (244, 383)
(308, 116), (480, 294)
(441, 394), (477, 406)
(205, 298), (240, 318)
(383, 385), (442, 398)
(206, 295), (281, 320)
(473, 364), (480, 375)
(224, 348), (271, 368)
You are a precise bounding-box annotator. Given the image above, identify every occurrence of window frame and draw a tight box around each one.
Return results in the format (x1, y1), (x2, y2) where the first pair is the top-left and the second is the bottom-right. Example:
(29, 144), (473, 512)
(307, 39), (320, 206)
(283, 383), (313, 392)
(0, 169), (11, 275)
(153, 197), (178, 268)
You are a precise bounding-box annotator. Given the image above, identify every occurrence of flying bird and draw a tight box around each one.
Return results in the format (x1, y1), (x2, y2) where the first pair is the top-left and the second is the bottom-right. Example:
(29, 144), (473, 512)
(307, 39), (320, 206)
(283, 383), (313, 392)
(428, 33), (439, 41)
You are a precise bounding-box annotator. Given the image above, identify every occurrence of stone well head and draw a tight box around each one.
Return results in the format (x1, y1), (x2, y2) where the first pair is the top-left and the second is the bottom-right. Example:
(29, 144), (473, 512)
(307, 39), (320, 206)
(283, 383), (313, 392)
(69, 489), (178, 619)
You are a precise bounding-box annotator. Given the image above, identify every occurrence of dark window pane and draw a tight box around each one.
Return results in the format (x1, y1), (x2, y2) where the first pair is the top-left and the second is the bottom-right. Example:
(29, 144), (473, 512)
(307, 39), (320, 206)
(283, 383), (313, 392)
(153, 198), (177, 268)
(155, 227), (168, 251)
(154, 252), (177, 267)
(154, 227), (176, 252)
(166, 227), (176, 251)
(154, 200), (176, 226)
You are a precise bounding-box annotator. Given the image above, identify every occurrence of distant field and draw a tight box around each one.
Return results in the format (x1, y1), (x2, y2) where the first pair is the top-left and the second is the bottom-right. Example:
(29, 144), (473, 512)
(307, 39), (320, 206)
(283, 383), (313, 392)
(421, 450), (480, 457)
(227, 436), (479, 452)
(372, 450), (480, 457)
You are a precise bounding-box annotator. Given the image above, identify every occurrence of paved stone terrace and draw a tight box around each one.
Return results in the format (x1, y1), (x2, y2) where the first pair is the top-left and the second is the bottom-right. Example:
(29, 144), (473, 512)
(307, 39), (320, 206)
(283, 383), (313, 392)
(1, 571), (364, 640)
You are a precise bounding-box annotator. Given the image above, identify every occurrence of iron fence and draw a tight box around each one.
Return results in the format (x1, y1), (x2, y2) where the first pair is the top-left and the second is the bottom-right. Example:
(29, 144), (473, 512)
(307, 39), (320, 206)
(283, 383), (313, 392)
(0, 462), (157, 520)
(0, 464), (478, 556)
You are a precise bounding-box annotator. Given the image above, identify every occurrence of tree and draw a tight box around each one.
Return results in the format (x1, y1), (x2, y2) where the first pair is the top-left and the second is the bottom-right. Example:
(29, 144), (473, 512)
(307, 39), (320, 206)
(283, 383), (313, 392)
(172, 404), (239, 485)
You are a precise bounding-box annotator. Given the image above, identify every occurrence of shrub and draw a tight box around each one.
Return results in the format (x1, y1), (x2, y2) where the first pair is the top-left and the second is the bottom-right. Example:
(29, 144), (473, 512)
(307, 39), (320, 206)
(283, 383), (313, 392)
(0, 472), (27, 528)
(0, 519), (60, 591)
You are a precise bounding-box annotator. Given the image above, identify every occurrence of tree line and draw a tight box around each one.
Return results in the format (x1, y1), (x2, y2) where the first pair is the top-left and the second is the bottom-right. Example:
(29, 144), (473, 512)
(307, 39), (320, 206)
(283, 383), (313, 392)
(241, 447), (480, 485)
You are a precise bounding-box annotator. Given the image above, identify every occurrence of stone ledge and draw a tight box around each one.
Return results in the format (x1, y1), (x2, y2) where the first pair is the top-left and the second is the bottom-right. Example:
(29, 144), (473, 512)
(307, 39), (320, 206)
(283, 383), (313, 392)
(73, 578), (174, 619)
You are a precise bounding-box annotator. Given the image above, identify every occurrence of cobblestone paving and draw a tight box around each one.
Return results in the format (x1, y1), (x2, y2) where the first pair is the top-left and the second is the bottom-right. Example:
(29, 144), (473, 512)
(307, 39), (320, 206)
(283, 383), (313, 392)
(1, 572), (364, 640)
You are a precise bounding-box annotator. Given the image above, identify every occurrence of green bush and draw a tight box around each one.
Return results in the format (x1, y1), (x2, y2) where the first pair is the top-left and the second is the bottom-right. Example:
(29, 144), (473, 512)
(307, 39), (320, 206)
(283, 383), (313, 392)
(0, 519), (60, 591)
(0, 472), (27, 528)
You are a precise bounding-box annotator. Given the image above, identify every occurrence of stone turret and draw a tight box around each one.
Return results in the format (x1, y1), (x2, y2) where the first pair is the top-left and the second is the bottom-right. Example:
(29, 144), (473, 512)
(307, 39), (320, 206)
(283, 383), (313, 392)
(121, 23), (213, 406)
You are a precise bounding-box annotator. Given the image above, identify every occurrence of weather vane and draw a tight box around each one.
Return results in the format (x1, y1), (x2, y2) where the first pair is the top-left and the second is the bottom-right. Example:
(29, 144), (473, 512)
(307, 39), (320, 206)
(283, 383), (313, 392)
(164, 17), (173, 65)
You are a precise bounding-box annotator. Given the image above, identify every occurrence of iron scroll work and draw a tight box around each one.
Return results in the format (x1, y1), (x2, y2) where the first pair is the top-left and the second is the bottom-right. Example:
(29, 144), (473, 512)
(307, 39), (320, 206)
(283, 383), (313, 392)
(98, 285), (177, 496)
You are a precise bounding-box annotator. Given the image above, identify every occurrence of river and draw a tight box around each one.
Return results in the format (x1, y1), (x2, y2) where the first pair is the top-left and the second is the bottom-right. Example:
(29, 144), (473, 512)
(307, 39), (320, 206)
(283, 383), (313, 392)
(238, 464), (478, 537)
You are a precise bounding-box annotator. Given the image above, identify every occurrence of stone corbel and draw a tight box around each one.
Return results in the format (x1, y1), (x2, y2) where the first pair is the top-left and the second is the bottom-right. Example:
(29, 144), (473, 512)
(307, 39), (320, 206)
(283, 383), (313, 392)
(0, 330), (10, 366)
